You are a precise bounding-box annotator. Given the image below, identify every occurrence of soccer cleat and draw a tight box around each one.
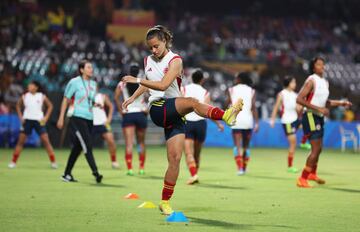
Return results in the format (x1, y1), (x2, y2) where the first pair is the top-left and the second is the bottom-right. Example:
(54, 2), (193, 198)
(287, 167), (298, 173)
(296, 177), (312, 188)
(222, 98), (244, 126)
(51, 162), (58, 169)
(300, 143), (311, 150)
(186, 174), (199, 185)
(308, 174), (326, 184)
(139, 169), (145, 175)
(159, 200), (174, 215)
(95, 174), (103, 183)
(61, 174), (78, 182)
(237, 169), (245, 176)
(126, 169), (134, 176)
(111, 162), (119, 169)
(8, 162), (16, 169)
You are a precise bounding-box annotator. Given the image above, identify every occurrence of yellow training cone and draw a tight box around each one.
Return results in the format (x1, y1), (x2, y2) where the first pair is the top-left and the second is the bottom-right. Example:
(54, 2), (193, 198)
(138, 201), (157, 208)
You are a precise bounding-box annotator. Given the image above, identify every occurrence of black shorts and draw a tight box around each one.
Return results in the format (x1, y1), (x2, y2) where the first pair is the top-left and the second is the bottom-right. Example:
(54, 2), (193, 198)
(302, 111), (324, 140)
(122, 112), (148, 129)
(92, 125), (110, 134)
(232, 129), (252, 140)
(185, 120), (207, 142)
(150, 98), (185, 140)
(282, 119), (301, 136)
(20, 119), (46, 135)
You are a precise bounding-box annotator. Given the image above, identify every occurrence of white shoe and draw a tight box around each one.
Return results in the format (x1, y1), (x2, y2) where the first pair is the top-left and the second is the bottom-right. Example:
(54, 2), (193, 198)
(51, 162), (58, 169)
(186, 174), (199, 185)
(237, 169), (245, 176)
(8, 162), (16, 169)
(111, 162), (119, 169)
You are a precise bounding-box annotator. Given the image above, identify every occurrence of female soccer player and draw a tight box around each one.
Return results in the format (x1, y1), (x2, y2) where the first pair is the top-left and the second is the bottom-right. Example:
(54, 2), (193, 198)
(114, 64), (148, 176)
(182, 69), (224, 185)
(122, 25), (243, 215)
(296, 56), (351, 188)
(92, 90), (119, 169)
(57, 60), (103, 183)
(270, 76), (302, 173)
(8, 81), (57, 169)
(227, 72), (259, 175)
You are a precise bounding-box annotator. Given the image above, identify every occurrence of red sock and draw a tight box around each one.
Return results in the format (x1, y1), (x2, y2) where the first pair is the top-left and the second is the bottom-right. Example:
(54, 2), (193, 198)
(243, 157), (249, 171)
(311, 165), (317, 175)
(110, 151), (116, 162)
(301, 135), (308, 144)
(139, 152), (145, 169)
(301, 166), (312, 179)
(125, 153), (132, 170)
(162, 180), (175, 201)
(48, 152), (56, 163)
(288, 152), (294, 167)
(234, 155), (243, 170)
(206, 106), (224, 120)
(188, 161), (197, 176)
(12, 152), (20, 163)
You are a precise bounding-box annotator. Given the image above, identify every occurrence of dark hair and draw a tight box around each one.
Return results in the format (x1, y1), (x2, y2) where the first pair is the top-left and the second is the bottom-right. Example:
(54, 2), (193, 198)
(30, 81), (46, 94)
(283, 75), (295, 87)
(236, 72), (253, 86)
(125, 64), (140, 96)
(192, 69), (204, 84)
(309, 56), (325, 74)
(78, 59), (91, 75)
(146, 25), (173, 48)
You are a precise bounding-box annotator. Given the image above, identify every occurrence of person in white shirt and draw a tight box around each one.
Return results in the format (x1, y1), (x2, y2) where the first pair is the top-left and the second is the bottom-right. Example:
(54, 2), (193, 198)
(114, 64), (148, 176)
(227, 72), (259, 175)
(296, 56), (352, 188)
(122, 25), (243, 215)
(8, 81), (57, 169)
(270, 76), (302, 173)
(182, 69), (224, 185)
(92, 89), (118, 169)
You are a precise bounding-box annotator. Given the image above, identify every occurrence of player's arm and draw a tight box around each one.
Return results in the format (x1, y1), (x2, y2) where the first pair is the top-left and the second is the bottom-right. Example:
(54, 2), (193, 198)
(56, 97), (71, 129)
(225, 89), (231, 108)
(205, 93), (224, 131)
(42, 96), (53, 124)
(104, 94), (114, 124)
(122, 85), (148, 110)
(326, 99), (352, 108)
(122, 58), (182, 91)
(296, 79), (329, 116)
(114, 86), (124, 115)
(270, 92), (282, 127)
(252, 91), (259, 132)
(16, 96), (24, 123)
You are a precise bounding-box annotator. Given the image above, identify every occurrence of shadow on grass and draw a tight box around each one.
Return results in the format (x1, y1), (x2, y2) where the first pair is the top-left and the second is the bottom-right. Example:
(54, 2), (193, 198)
(188, 216), (296, 230)
(87, 183), (125, 188)
(196, 183), (246, 190)
(138, 175), (163, 180)
(325, 187), (360, 194)
(247, 175), (292, 181)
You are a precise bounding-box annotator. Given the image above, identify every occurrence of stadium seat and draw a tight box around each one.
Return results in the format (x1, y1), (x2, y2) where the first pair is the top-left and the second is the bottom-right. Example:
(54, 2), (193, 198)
(339, 125), (358, 152)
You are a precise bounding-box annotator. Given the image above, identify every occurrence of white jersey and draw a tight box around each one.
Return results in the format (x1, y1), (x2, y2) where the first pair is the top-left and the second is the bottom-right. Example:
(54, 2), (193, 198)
(182, 83), (209, 121)
(22, 92), (45, 121)
(93, 93), (107, 126)
(280, 89), (298, 124)
(117, 81), (147, 113)
(144, 50), (183, 104)
(306, 73), (329, 116)
(229, 84), (254, 129)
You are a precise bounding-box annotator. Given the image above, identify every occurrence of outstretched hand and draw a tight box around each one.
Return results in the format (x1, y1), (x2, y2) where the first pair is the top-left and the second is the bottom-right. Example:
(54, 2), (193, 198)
(122, 75), (137, 84)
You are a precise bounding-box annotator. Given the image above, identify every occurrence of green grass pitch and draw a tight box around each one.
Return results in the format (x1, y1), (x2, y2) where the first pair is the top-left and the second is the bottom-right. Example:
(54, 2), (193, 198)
(0, 146), (359, 232)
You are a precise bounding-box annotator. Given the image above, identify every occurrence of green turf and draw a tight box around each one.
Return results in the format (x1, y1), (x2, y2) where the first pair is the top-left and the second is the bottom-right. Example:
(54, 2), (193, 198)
(0, 146), (360, 232)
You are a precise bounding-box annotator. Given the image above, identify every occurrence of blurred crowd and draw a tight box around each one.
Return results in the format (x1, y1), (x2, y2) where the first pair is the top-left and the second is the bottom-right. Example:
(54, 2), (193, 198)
(0, 0), (359, 121)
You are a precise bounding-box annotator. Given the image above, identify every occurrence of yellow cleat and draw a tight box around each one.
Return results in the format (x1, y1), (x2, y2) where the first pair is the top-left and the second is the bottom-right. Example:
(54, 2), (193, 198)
(222, 98), (244, 126)
(159, 200), (174, 215)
